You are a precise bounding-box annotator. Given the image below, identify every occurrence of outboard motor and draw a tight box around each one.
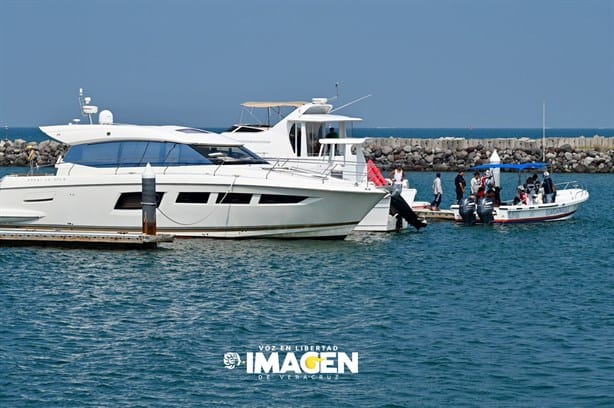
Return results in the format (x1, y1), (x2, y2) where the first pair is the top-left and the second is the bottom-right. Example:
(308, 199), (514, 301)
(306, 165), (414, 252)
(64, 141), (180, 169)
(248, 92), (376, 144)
(459, 197), (477, 225)
(477, 197), (495, 224)
(389, 192), (428, 231)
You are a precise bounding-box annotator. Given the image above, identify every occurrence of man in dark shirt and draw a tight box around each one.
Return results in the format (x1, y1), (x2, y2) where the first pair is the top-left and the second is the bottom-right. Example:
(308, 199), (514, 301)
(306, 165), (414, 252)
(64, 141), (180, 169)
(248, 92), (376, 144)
(542, 171), (556, 203)
(454, 170), (466, 204)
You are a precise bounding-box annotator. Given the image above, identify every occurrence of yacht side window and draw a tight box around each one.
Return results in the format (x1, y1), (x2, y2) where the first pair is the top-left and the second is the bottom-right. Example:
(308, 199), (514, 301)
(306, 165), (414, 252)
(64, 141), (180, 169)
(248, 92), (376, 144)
(190, 145), (268, 165)
(307, 123), (324, 157)
(289, 124), (301, 156)
(63, 141), (214, 167)
(114, 192), (164, 209)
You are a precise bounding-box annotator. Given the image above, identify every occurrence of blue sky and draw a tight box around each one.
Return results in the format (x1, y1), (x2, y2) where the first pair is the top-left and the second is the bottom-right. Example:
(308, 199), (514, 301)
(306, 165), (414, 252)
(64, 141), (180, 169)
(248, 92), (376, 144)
(1, 0), (612, 128)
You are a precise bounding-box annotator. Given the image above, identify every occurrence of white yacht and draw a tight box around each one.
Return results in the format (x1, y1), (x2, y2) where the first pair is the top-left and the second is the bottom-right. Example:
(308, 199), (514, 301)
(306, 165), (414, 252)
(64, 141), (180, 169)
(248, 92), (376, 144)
(0, 96), (385, 238)
(222, 98), (426, 231)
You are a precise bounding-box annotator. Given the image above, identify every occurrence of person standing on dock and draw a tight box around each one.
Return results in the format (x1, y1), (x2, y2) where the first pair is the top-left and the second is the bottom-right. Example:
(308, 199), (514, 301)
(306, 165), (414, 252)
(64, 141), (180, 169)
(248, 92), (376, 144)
(431, 173), (443, 211)
(454, 170), (466, 204)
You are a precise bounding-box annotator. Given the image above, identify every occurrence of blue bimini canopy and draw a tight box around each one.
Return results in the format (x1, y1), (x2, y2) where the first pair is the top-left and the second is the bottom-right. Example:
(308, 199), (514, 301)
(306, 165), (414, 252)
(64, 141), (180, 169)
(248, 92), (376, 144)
(469, 162), (549, 171)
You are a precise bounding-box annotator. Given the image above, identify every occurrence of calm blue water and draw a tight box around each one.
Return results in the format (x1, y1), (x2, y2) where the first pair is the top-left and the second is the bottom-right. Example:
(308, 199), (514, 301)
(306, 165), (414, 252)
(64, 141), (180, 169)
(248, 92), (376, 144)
(3, 126), (614, 143)
(1, 168), (613, 406)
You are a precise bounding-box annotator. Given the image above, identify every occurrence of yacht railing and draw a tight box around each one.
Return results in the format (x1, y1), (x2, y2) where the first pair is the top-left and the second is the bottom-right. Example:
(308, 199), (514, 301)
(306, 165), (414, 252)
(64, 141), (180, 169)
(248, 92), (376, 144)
(213, 161), (224, 176)
(265, 158), (289, 179)
(263, 156), (370, 185)
(2, 163), (57, 178)
(50, 158), (373, 187)
(264, 159), (333, 183)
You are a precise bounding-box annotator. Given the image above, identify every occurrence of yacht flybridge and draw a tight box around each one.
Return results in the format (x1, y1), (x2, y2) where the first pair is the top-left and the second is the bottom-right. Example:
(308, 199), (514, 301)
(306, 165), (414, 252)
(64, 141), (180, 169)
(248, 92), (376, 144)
(222, 98), (426, 231)
(0, 92), (385, 238)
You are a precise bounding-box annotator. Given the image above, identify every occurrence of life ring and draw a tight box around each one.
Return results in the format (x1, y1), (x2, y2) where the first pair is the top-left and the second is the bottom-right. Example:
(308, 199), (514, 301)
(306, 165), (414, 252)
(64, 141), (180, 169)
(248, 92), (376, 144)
(367, 159), (387, 186)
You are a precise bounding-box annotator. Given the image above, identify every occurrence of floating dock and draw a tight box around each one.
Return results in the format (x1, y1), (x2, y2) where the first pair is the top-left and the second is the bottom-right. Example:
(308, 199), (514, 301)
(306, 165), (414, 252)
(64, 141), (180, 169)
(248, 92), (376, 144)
(413, 208), (455, 221)
(0, 229), (175, 248)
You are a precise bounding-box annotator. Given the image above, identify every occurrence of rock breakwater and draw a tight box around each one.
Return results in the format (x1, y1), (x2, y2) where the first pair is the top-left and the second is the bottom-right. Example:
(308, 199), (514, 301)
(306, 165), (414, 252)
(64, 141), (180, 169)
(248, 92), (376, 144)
(364, 136), (614, 173)
(1, 136), (613, 173)
(0, 139), (66, 167)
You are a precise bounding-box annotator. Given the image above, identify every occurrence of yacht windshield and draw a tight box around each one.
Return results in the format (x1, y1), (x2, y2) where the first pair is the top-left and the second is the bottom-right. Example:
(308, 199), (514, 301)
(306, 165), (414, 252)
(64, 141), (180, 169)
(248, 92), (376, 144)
(63, 141), (268, 167)
(190, 145), (268, 165)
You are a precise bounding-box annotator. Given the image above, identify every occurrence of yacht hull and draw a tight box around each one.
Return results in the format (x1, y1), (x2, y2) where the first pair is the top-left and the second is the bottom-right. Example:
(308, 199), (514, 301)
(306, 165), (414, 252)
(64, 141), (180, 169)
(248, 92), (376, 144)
(0, 173), (384, 239)
(354, 188), (418, 232)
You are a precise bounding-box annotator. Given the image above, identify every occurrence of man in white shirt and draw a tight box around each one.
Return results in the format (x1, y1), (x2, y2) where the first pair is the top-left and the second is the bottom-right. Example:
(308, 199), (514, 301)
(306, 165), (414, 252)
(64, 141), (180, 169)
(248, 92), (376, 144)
(431, 173), (443, 211)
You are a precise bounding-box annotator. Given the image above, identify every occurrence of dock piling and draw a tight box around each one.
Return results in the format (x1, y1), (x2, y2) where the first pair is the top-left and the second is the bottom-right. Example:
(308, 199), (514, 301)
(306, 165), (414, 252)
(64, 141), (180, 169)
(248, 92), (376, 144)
(142, 163), (157, 236)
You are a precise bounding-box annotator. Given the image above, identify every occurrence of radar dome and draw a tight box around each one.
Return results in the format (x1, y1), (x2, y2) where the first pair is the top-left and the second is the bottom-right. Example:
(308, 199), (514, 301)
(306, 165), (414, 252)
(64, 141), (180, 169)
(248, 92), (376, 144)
(99, 110), (114, 125)
(312, 98), (328, 104)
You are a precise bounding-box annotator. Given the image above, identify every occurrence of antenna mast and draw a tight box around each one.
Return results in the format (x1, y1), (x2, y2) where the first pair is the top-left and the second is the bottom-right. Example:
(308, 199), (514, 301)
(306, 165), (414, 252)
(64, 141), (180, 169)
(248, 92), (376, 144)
(328, 82), (340, 102)
(542, 100), (546, 162)
(78, 88), (98, 124)
(330, 94), (372, 113)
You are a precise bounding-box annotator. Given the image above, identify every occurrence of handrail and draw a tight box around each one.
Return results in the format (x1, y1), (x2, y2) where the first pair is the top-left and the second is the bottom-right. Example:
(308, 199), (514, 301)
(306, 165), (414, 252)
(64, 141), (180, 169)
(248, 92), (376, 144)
(213, 160), (224, 176)
(263, 158), (371, 183)
(265, 159), (283, 179)
(556, 180), (584, 190)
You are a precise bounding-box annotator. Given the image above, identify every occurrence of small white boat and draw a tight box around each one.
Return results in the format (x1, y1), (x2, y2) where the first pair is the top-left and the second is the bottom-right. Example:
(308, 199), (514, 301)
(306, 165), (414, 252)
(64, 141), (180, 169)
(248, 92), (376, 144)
(0, 91), (385, 239)
(451, 163), (589, 224)
(222, 98), (426, 232)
